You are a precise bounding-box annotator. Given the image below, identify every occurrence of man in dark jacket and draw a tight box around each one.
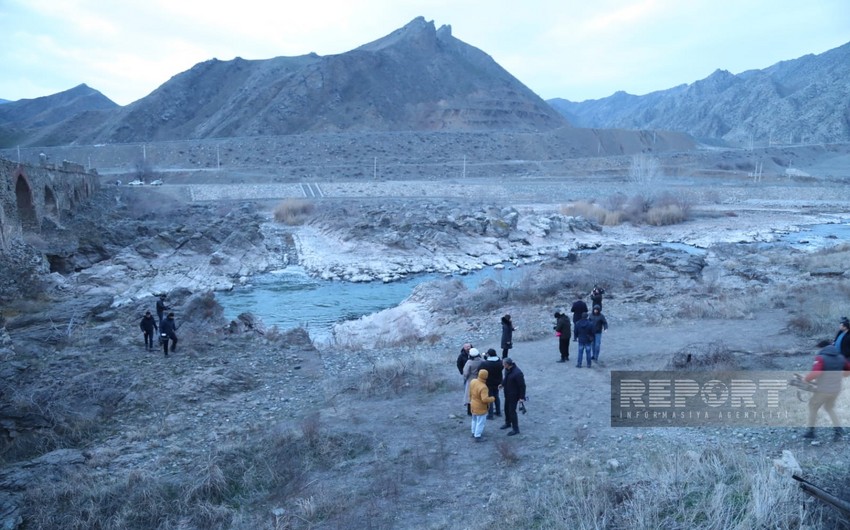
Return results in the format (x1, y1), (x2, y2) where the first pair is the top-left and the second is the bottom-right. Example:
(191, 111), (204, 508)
(139, 311), (158, 351)
(574, 312), (595, 368)
(589, 305), (609, 362)
(160, 312), (179, 356)
(500, 315), (515, 359)
(479, 349), (503, 419)
(570, 295), (588, 330)
(835, 317), (850, 359)
(499, 357), (526, 436)
(554, 311), (571, 363)
(156, 294), (170, 322)
(802, 343), (850, 440)
(590, 286), (605, 309)
(457, 343), (472, 375)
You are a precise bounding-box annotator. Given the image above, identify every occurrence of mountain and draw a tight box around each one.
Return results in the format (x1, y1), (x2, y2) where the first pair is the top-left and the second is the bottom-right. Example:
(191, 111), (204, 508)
(549, 41), (850, 146)
(0, 84), (117, 147)
(14, 17), (568, 147)
(0, 84), (116, 130)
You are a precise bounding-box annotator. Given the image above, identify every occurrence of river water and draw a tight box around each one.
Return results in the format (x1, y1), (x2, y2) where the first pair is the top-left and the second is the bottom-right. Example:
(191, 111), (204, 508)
(217, 221), (849, 338)
(217, 265), (524, 336)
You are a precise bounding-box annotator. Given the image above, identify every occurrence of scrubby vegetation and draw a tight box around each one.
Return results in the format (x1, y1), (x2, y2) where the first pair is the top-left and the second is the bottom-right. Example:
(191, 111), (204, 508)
(562, 191), (692, 226)
(274, 199), (315, 225)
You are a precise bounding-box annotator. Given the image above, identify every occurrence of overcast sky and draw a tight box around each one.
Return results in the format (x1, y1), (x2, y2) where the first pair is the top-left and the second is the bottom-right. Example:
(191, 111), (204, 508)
(2, 0), (848, 106)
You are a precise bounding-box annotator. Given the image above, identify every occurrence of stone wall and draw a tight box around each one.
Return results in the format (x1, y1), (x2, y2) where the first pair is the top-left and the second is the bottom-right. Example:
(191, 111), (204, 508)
(0, 157), (99, 251)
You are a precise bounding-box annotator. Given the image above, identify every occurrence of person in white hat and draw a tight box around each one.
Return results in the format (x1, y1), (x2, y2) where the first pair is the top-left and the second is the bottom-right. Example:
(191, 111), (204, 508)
(462, 348), (483, 416)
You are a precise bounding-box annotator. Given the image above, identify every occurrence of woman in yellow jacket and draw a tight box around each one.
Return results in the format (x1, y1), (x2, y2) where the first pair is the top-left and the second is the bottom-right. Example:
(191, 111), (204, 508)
(470, 369), (496, 441)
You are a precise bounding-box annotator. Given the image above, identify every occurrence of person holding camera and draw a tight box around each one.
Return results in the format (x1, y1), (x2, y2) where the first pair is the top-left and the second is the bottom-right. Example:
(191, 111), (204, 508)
(590, 285), (605, 310)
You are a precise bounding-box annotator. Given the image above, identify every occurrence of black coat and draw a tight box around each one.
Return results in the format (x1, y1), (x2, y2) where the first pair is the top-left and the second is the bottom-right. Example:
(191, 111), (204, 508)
(479, 359), (503, 389)
(456, 349), (469, 375)
(139, 315), (158, 333)
(160, 316), (178, 338)
(503, 364), (526, 401)
(570, 300), (588, 322)
(501, 317), (514, 350)
(555, 314), (571, 337)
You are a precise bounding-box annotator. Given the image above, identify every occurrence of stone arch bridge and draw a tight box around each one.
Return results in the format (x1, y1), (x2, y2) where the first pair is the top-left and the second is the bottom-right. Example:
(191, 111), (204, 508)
(0, 157), (99, 251)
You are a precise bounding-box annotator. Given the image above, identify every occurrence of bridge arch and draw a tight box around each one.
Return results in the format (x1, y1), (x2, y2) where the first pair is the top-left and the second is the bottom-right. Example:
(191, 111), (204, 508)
(44, 185), (59, 219)
(14, 171), (38, 232)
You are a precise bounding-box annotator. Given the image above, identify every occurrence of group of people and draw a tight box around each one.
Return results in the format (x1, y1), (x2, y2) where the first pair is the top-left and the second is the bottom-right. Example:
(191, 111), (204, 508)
(802, 316), (850, 440)
(457, 343), (526, 440)
(554, 286), (609, 368)
(138, 293), (179, 355)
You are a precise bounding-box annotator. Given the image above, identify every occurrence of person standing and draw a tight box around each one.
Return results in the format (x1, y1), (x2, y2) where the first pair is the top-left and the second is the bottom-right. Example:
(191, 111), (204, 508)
(462, 348), (483, 416)
(554, 311), (571, 363)
(160, 312), (179, 356)
(574, 312), (595, 368)
(500, 314), (515, 358)
(469, 368), (496, 441)
(479, 349), (503, 419)
(156, 294), (170, 323)
(590, 286), (605, 310)
(589, 305), (609, 362)
(139, 310), (158, 351)
(802, 343), (850, 440)
(499, 357), (526, 436)
(835, 317), (850, 359)
(457, 342), (473, 375)
(570, 295), (588, 335)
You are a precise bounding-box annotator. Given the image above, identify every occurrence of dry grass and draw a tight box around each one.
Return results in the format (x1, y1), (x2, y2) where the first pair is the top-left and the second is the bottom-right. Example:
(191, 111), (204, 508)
(562, 191), (692, 227)
(21, 424), (373, 530)
(486, 448), (817, 529)
(274, 199), (315, 225)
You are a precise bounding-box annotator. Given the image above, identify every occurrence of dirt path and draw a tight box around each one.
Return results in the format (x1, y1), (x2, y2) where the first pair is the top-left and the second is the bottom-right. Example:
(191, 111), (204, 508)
(315, 309), (828, 528)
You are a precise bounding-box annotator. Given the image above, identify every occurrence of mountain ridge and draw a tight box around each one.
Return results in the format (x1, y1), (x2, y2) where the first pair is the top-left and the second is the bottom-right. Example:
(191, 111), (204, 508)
(549, 41), (850, 146)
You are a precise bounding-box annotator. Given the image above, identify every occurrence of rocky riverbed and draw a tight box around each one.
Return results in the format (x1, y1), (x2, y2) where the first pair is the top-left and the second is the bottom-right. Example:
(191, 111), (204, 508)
(2, 174), (850, 529)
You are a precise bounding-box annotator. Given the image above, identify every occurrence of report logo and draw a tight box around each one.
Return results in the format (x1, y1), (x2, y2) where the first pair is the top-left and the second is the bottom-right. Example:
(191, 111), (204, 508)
(610, 371), (850, 427)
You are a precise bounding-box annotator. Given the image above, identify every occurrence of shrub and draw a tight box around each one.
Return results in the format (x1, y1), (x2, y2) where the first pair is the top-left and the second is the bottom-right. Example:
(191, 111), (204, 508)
(274, 199), (315, 225)
(646, 204), (687, 226)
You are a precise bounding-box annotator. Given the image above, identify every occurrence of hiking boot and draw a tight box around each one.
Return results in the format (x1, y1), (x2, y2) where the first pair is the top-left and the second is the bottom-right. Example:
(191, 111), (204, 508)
(802, 428), (816, 439)
(500, 424), (511, 430)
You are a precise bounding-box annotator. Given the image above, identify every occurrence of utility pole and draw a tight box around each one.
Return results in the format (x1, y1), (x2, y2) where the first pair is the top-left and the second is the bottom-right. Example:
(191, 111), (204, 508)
(462, 155), (466, 179)
(16, 146), (20, 163)
(142, 143), (146, 161)
(217, 145), (221, 170)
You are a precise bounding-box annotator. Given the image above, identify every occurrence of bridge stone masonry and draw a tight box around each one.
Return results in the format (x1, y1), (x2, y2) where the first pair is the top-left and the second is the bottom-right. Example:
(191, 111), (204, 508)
(0, 157), (99, 251)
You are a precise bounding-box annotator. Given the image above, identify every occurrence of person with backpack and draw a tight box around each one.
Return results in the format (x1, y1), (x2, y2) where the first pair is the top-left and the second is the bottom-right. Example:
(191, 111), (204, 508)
(139, 310), (158, 351)
(570, 295), (588, 338)
(801, 342), (850, 440)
